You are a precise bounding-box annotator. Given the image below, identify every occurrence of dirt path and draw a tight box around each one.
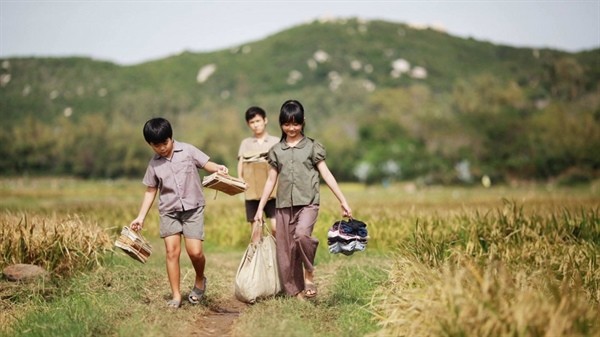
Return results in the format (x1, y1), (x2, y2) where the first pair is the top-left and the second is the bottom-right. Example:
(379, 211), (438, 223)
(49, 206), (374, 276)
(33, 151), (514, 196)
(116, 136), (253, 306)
(160, 247), (376, 337)
(179, 250), (250, 337)
(177, 252), (364, 337)
(185, 296), (248, 337)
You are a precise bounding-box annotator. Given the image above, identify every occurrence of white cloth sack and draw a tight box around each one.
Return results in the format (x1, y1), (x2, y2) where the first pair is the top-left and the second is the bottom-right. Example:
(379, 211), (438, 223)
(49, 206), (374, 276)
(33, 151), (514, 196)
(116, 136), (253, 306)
(234, 225), (281, 303)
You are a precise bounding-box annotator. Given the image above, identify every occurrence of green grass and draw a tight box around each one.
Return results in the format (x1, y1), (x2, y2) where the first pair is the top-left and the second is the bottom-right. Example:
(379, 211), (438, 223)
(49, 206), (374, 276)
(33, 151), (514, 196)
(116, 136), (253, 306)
(232, 255), (389, 337)
(1, 178), (599, 336)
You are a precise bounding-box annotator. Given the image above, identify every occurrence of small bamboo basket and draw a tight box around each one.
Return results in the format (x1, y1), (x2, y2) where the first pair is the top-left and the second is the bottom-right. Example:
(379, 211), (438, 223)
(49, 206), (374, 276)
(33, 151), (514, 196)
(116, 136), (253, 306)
(114, 226), (152, 263)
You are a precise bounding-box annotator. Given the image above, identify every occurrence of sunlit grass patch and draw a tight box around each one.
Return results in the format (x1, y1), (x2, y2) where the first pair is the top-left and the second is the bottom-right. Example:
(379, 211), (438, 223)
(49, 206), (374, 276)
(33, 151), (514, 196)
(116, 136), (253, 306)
(0, 211), (114, 334)
(370, 202), (600, 337)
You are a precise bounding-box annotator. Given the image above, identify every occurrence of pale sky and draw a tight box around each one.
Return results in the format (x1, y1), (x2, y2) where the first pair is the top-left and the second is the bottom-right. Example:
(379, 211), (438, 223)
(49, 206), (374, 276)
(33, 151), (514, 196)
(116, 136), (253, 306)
(1, 0), (599, 65)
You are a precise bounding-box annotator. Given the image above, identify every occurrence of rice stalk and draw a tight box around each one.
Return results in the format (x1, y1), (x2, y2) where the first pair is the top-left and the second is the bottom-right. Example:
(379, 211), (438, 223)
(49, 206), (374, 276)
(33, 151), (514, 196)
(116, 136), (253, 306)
(0, 211), (112, 276)
(370, 202), (600, 337)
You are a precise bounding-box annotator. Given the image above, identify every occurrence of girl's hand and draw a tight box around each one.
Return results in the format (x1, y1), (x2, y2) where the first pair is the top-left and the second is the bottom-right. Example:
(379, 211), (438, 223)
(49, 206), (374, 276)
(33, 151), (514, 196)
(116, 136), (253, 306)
(253, 211), (263, 224)
(341, 203), (352, 219)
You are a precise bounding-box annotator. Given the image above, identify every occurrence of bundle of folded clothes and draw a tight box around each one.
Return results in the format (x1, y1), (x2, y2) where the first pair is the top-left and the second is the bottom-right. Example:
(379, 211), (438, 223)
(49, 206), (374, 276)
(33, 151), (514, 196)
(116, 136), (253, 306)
(327, 218), (368, 255)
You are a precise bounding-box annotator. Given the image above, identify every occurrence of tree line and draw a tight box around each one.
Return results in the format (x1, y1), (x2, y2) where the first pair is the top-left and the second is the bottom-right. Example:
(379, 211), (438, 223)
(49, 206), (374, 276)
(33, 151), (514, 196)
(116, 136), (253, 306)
(1, 67), (597, 186)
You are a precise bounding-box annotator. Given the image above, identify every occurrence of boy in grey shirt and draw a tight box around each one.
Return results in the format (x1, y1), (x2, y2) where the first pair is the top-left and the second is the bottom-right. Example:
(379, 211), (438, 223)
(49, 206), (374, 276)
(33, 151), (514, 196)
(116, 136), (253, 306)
(130, 117), (229, 309)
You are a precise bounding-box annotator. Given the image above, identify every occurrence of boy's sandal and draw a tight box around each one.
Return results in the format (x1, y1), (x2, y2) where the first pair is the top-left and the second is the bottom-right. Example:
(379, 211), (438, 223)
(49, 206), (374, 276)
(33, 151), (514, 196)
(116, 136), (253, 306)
(304, 282), (317, 298)
(188, 276), (207, 304)
(167, 299), (181, 309)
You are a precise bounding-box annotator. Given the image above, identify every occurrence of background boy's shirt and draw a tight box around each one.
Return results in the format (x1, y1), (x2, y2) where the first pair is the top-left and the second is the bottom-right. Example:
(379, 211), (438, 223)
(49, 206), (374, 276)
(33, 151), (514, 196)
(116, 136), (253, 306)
(238, 134), (279, 200)
(237, 134), (279, 159)
(143, 140), (210, 214)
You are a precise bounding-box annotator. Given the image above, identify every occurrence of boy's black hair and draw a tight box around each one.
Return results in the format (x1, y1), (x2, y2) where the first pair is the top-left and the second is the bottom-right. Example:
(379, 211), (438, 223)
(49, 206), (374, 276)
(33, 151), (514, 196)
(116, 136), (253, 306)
(279, 99), (305, 141)
(143, 117), (173, 144)
(245, 106), (267, 122)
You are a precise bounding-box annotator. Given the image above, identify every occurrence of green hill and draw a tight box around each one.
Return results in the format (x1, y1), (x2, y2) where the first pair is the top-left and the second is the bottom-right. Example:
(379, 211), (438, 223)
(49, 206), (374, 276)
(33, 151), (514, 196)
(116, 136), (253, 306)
(1, 18), (598, 183)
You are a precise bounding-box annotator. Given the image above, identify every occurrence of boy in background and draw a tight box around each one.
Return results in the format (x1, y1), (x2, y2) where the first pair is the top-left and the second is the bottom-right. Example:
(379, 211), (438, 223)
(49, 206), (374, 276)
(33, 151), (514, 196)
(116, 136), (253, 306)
(130, 117), (229, 308)
(237, 106), (279, 237)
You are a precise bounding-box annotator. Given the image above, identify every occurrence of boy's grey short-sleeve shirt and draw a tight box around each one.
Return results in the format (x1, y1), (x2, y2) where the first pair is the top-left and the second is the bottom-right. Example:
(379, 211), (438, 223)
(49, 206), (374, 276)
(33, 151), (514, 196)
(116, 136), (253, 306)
(142, 140), (209, 215)
(268, 137), (326, 208)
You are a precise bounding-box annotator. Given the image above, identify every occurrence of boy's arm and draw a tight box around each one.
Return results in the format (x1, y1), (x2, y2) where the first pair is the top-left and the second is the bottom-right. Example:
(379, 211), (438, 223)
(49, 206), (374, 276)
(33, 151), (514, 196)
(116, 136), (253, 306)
(203, 161), (229, 175)
(316, 161), (352, 218)
(130, 186), (158, 231)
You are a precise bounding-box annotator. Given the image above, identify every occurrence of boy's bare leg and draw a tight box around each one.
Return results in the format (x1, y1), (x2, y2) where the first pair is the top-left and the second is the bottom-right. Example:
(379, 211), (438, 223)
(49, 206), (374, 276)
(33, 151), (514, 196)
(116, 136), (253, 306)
(269, 217), (277, 237)
(184, 237), (206, 289)
(164, 234), (182, 302)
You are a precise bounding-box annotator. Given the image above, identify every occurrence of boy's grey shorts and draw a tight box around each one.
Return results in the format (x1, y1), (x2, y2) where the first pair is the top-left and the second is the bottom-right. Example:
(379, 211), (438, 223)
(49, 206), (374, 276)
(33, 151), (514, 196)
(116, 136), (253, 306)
(159, 206), (205, 240)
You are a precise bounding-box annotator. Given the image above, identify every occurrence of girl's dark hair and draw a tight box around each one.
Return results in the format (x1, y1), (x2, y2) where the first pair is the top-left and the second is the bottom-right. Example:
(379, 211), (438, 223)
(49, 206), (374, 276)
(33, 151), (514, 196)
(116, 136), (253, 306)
(279, 99), (305, 140)
(245, 106), (267, 122)
(143, 117), (173, 144)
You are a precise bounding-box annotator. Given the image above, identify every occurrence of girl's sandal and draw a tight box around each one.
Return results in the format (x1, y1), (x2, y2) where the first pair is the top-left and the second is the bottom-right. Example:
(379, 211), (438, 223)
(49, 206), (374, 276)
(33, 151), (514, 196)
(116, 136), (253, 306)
(304, 282), (318, 298)
(188, 276), (207, 304)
